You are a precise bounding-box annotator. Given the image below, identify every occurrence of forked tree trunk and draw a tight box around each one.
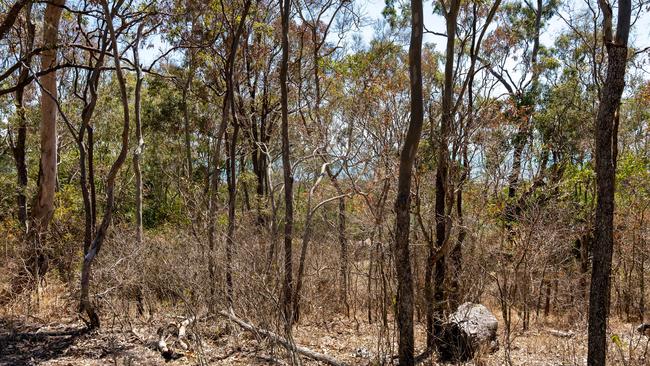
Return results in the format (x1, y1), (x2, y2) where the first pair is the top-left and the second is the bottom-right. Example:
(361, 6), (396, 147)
(78, 26), (108, 255)
(503, 0), (542, 237)
(205, 0), (251, 311)
(80, 1), (130, 328)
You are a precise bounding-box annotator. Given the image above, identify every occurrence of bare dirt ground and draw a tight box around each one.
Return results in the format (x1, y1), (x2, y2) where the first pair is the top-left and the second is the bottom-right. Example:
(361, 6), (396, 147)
(1, 311), (648, 366)
(0, 279), (646, 366)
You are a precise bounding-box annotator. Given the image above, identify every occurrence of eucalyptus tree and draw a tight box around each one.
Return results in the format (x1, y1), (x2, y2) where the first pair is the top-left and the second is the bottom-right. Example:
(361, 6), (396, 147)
(588, 0), (632, 364)
(279, 0), (294, 327)
(78, 0), (156, 327)
(292, 0), (358, 319)
(222, 0), (253, 309)
(7, 0), (34, 230)
(415, 0), (501, 346)
(394, 0), (423, 363)
(239, 1), (281, 226)
(479, 0), (560, 232)
(431, 0), (460, 343)
(202, 0), (252, 310)
(26, 0), (66, 287)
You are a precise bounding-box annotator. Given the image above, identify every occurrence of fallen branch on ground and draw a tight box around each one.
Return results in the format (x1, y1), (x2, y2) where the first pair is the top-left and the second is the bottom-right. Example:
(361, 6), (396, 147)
(218, 310), (347, 366)
(157, 316), (197, 361)
(545, 328), (574, 338)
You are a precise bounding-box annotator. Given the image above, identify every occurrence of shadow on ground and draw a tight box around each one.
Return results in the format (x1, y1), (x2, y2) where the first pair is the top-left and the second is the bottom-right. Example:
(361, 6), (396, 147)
(0, 318), (88, 365)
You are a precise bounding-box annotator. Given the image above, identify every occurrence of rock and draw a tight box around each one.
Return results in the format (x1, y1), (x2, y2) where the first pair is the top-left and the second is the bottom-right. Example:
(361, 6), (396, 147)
(637, 323), (650, 337)
(436, 302), (499, 362)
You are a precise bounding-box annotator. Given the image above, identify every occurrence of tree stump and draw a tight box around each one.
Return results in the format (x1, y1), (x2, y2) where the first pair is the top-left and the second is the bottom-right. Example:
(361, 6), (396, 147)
(436, 302), (499, 362)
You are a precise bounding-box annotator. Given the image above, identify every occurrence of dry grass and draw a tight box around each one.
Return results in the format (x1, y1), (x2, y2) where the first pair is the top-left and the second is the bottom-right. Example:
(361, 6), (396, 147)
(1, 219), (648, 365)
(2, 280), (648, 366)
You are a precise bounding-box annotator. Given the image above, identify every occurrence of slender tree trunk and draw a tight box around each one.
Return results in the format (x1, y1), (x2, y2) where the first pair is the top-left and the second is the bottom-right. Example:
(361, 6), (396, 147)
(182, 60), (195, 179)
(430, 0), (459, 346)
(504, 0), (541, 234)
(449, 144), (468, 309)
(336, 192), (348, 316)
(394, 0), (423, 363)
(78, 27), (108, 256)
(280, 0), (294, 328)
(88, 124), (96, 231)
(206, 0), (251, 312)
(588, 1), (631, 364)
(225, 120), (239, 308)
(10, 1), (34, 231)
(133, 25), (144, 245)
(80, 1), (131, 328)
(292, 210), (313, 323)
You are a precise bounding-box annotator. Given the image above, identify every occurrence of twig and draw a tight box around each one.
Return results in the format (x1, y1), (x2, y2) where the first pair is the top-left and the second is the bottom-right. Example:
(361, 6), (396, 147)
(218, 310), (348, 366)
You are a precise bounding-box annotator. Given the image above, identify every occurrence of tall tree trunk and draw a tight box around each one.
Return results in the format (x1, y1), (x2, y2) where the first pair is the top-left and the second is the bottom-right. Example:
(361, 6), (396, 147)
(279, 0), (294, 328)
(504, 0), (542, 234)
(133, 24), (144, 245)
(10, 1), (34, 230)
(205, 0), (251, 312)
(25, 0), (64, 287)
(588, 1), (631, 364)
(78, 26), (108, 256)
(307, 15), (349, 316)
(80, 1), (131, 328)
(131, 29), (146, 314)
(430, 0), (459, 346)
(394, 0), (423, 363)
(32, 0), (64, 233)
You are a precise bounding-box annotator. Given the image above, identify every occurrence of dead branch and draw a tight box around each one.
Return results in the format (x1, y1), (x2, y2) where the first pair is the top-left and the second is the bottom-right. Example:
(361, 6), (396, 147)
(218, 310), (348, 366)
(545, 328), (575, 338)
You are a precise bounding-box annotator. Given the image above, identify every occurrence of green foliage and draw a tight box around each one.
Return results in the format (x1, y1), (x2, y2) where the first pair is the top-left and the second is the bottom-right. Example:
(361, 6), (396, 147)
(501, 0), (559, 42)
(143, 77), (183, 133)
(382, 0), (410, 29)
(617, 153), (650, 202)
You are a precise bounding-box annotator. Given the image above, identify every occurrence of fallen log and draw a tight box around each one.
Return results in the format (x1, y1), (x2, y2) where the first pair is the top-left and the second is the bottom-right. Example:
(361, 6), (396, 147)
(218, 310), (347, 366)
(545, 328), (574, 338)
